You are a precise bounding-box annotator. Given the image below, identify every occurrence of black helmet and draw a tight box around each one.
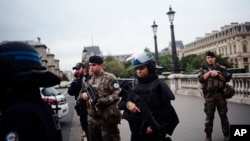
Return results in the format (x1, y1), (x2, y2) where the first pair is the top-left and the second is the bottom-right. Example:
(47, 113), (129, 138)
(0, 41), (61, 87)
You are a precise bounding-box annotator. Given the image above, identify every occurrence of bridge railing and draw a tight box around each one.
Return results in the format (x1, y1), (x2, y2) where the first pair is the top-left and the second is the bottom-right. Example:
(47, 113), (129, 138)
(118, 73), (250, 105)
(166, 73), (250, 105)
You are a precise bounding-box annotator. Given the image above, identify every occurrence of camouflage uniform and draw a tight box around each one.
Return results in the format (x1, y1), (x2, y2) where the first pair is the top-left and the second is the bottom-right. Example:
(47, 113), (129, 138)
(86, 71), (121, 141)
(198, 62), (231, 138)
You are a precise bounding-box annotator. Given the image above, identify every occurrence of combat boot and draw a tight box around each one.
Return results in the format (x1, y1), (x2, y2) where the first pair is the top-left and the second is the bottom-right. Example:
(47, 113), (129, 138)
(205, 134), (212, 141)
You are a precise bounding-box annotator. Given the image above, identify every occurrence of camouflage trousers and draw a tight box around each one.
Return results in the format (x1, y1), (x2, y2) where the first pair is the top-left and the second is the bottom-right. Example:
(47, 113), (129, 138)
(204, 92), (230, 136)
(87, 115), (120, 141)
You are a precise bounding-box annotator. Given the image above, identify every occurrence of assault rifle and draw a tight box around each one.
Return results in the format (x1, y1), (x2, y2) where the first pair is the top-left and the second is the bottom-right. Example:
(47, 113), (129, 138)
(120, 80), (167, 137)
(82, 77), (99, 110)
(201, 62), (232, 80)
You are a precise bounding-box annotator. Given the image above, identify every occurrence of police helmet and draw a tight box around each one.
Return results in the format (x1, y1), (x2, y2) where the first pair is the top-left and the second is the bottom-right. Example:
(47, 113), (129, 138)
(126, 52), (158, 74)
(126, 52), (155, 68)
(0, 41), (61, 87)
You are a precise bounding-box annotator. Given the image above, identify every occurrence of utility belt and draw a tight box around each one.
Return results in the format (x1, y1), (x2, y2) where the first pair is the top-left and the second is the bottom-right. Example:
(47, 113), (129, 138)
(206, 89), (224, 94)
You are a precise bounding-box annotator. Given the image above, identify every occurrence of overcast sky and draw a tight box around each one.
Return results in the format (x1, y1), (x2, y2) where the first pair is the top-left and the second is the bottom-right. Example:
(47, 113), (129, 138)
(0, 0), (249, 71)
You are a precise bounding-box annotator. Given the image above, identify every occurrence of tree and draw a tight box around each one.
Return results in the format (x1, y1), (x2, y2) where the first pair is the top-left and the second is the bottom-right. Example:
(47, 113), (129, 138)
(159, 53), (172, 72)
(104, 60), (128, 78)
(104, 55), (114, 62)
(180, 53), (233, 73)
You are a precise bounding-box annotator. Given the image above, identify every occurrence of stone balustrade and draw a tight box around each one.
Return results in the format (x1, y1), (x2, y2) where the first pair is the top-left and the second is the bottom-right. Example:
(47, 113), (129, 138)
(167, 73), (250, 105)
(118, 73), (250, 105)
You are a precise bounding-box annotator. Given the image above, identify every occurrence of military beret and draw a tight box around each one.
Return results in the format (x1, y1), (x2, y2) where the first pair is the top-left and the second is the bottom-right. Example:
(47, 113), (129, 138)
(205, 51), (216, 57)
(89, 56), (103, 64)
(73, 62), (85, 70)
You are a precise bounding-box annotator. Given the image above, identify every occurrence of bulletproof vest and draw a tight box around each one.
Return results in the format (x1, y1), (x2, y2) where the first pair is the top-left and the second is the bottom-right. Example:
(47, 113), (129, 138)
(206, 77), (225, 91)
(0, 102), (62, 141)
(204, 65), (227, 91)
(132, 79), (162, 109)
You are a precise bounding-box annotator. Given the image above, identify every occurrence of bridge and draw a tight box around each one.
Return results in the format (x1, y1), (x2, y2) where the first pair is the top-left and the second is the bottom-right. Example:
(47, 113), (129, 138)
(67, 73), (250, 141)
(116, 73), (250, 140)
(167, 73), (250, 105)
(118, 73), (250, 105)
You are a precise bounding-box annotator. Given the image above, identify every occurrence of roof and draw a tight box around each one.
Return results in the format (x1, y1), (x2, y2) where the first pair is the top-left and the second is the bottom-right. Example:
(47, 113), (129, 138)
(84, 46), (102, 55)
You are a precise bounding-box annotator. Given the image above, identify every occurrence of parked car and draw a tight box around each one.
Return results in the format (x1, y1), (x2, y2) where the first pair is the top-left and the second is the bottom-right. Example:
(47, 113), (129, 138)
(40, 87), (69, 118)
(59, 81), (68, 88)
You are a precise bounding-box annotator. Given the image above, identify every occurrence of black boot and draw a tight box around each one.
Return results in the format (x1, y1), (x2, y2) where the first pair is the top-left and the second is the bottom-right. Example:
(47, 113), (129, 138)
(205, 133), (212, 141)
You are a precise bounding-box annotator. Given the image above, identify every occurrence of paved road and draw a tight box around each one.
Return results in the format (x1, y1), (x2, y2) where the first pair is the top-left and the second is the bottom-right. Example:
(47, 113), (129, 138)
(171, 94), (250, 141)
(66, 93), (250, 141)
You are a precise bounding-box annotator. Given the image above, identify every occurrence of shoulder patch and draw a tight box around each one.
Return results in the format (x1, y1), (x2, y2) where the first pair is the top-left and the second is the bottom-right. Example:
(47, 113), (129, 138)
(5, 131), (19, 141)
(111, 80), (120, 89)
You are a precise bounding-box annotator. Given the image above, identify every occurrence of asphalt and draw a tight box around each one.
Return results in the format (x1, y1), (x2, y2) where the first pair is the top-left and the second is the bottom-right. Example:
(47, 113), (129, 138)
(68, 111), (83, 141)
(68, 94), (250, 141)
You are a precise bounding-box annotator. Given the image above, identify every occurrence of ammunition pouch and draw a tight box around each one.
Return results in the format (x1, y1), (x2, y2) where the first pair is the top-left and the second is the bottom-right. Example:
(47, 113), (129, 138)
(224, 84), (235, 99)
(102, 106), (121, 126)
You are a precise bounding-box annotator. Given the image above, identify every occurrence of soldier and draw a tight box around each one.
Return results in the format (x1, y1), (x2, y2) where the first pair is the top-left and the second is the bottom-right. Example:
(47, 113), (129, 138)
(68, 62), (89, 140)
(198, 51), (232, 141)
(80, 55), (121, 141)
(0, 41), (62, 141)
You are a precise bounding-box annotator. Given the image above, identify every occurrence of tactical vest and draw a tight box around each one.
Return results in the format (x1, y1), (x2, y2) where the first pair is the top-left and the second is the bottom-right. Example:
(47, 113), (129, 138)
(87, 72), (118, 116)
(202, 67), (227, 91)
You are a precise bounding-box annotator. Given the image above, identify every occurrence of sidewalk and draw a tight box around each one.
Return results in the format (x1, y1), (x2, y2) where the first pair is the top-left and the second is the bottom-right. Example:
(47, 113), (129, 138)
(68, 111), (83, 141)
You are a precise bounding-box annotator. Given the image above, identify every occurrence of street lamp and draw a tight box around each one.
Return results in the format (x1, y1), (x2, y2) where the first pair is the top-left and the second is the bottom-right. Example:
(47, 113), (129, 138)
(82, 47), (87, 62)
(167, 5), (181, 73)
(151, 21), (159, 65)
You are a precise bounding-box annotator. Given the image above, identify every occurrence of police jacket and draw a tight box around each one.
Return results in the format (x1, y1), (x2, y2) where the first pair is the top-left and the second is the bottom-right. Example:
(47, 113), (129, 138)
(0, 88), (62, 141)
(118, 74), (179, 135)
(68, 76), (83, 100)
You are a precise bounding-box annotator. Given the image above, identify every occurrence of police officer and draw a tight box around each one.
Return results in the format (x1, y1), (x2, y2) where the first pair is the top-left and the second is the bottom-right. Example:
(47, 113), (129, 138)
(80, 55), (121, 141)
(0, 41), (62, 141)
(118, 52), (179, 141)
(198, 51), (231, 141)
(68, 62), (89, 140)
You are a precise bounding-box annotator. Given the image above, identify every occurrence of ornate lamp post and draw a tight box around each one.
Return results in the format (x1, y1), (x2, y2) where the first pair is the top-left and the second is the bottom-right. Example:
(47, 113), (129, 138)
(167, 5), (181, 73)
(151, 21), (159, 65)
(82, 47), (87, 62)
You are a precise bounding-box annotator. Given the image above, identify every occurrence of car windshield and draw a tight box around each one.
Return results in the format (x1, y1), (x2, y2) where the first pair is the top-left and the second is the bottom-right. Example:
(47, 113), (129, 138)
(42, 87), (60, 96)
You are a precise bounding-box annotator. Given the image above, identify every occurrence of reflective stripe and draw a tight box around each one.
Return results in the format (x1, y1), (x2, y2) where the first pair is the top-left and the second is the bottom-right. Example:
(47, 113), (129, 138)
(0, 51), (41, 63)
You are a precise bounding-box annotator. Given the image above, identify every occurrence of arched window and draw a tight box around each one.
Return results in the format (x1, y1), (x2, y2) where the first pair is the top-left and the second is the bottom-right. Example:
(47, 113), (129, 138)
(243, 44), (247, 53)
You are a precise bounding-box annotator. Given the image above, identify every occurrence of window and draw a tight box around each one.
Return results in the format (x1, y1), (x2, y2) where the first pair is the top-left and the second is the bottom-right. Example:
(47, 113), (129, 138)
(234, 45), (236, 53)
(243, 44), (247, 53)
(243, 58), (248, 62)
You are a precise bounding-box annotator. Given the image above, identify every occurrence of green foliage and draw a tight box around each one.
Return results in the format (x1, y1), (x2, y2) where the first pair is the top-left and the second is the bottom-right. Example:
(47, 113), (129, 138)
(144, 47), (151, 52)
(102, 52), (233, 77)
(158, 53), (172, 72)
(179, 53), (233, 73)
(215, 54), (232, 68)
(104, 55), (114, 62)
(104, 59), (130, 78)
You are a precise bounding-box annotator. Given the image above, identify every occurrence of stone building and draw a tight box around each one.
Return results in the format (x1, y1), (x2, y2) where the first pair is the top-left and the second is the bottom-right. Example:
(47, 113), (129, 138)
(25, 40), (62, 77)
(183, 22), (250, 72)
(82, 46), (102, 62)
